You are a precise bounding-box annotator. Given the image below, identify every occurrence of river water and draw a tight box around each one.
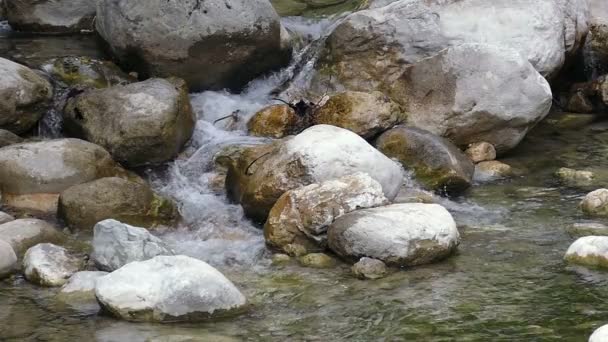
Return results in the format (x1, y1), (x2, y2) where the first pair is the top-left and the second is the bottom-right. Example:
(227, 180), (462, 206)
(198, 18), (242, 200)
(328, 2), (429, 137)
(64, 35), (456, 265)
(1, 9), (608, 341)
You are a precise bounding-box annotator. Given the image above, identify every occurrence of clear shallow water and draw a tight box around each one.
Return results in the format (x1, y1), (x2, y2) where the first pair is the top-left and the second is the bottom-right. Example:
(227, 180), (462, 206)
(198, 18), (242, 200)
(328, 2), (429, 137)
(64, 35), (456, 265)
(2, 14), (608, 342)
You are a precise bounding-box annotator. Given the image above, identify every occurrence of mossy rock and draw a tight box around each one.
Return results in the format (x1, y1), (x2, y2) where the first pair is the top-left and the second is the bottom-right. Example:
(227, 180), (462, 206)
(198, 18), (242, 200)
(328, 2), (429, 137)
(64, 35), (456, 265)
(47, 57), (135, 89)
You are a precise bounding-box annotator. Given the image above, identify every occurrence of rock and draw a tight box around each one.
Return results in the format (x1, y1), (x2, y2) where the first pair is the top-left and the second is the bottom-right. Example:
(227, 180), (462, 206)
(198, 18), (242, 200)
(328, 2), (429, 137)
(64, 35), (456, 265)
(465, 142), (496, 163)
(351, 257), (387, 280)
(60, 271), (108, 295)
(226, 125), (404, 222)
(0, 129), (23, 148)
(567, 223), (608, 237)
(566, 90), (596, 113)
(590, 324), (608, 342)
(313, 91), (404, 139)
(0, 212), (14, 225)
(0, 219), (63, 256)
(375, 127), (474, 194)
(58, 178), (178, 231)
(271, 253), (291, 265)
(95, 255), (247, 322)
(43, 57), (135, 89)
(23, 243), (83, 287)
(298, 253), (336, 268)
(564, 236), (608, 268)
(95, 0), (290, 91)
(248, 104), (306, 138)
(0, 57), (53, 134)
(473, 161), (513, 182)
(64, 78), (196, 167)
(556, 167), (594, 185)
(0, 240), (17, 279)
(584, 0), (608, 78)
(264, 173), (388, 253)
(6, 0), (96, 33)
(92, 219), (174, 272)
(581, 189), (608, 216)
(327, 203), (460, 266)
(283, 243), (307, 257)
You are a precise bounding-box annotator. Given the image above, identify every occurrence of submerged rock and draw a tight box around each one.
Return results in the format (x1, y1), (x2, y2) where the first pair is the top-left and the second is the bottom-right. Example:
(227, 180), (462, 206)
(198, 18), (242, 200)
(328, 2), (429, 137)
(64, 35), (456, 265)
(555, 167), (594, 185)
(465, 142), (496, 163)
(298, 253), (336, 268)
(327, 203), (460, 266)
(92, 219), (174, 272)
(0, 57), (52, 134)
(581, 189), (608, 216)
(264, 173), (388, 253)
(58, 177), (178, 231)
(473, 161), (513, 182)
(590, 324), (608, 342)
(6, 0), (96, 33)
(375, 127), (474, 194)
(567, 223), (608, 237)
(64, 78), (195, 167)
(351, 257), (387, 280)
(23, 243), (83, 287)
(44, 57), (135, 89)
(248, 104), (306, 138)
(95, 0), (290, 91)
(564, 236), (608, 268)
(313, 91), (404, 139)
(226, 125), (404, 222)
(0, 219), (63, 256)
(0, 240), (17, 279)
(95, 255), (247, 322)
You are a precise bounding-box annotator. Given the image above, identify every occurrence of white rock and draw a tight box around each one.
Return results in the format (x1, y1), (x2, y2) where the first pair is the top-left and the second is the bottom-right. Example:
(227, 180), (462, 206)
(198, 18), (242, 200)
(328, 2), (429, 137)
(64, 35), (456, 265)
(0, 211), (14, 225)
(60, 271), (108, 295)
(590, 324), (608, 342)
(565, 236), (608, 268)
(581, 189), (608, 216)
(23, 243), (82, 286)
(95, 255), (247, 322)
(0, 239), (17, 279)
(92, 219), (174, 272)
(328, 203), (460, 266)
(5, 0), (96, 33)
(0, 218), (62, 256)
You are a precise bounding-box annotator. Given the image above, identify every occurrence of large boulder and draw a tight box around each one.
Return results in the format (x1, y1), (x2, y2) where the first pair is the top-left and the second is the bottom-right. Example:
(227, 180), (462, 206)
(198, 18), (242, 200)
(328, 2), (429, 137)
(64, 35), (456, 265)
(64, 78), (195, 167)
(5, 0), (96, 33)
(0, 57), (52, 134)
(95, 255), (247, 322)
(226, 125), (404, 222)
(0, 240), (17, 279)
(95, 0), (290, 91)
(92, 219), (174, 272)
(0, 219), (63, 256)
(23, 243), (83, 287)
(375, 126), (475, 194)
(564, 236), (608, 268)
(327, 203), (460, 266)
(58, 177), (178, 231)
(264, 173), (388, 253)
(0, 130), (23, 148)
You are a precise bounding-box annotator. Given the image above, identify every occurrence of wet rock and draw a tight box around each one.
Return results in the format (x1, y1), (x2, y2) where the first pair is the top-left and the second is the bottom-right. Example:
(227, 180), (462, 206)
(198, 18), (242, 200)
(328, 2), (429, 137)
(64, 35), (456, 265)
(567, 223), (608, 237)
(375, 127), (474, 194)
(566, 90), (595, 113)
(0, 129), (23, 148)
(327, 203), (460, 266)
(248, 104), (305, 138)
(465, 142), (496, 163)
(0, 219), (63, 256)
(44, 57), (135, 89)
(298, 253), (336, 268)
(64, 78), (195, 167)
(584, 0), (608, 78)
(0, 212), (14, 225)
(564, 236), (608, 268)
(6, 0), (96, 33)
(283, 243), (307, 257)
(226, 125), (404, 222)
(0, 240), (17, 279)
(58, 178), (178, 231)
(95, 255), (247, 322)
(96, 0), (290, 91)
(23, 243), (83, 287)
(264, 173), (388, 253)
(92, 219), (174, 272)
(0, 57), (52, 134)
(271, 253), (291, 265)
(351, 257), (387, 280)
(555, 167), (594, 185)
(473, 161), (513, 182)
(60, 271), (108, 296)
(590, 324), (608, 342)
(581, 189), (608, 216)
(313, 91), (404, 139)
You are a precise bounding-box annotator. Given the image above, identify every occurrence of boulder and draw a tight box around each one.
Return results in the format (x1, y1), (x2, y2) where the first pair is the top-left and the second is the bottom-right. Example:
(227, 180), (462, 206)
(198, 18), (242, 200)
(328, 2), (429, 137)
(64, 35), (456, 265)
(590, 324), (608, 342)
(0, 240), (17, 279)
(313, 91), (404, 139)
(64, 78), (195, 167)
(95, 0), (290, 91)
(92, 219), (174, 272)
(581, 189), (608, 216)
(226, 125), (404, 222)
(465, 142), (496, 163)
(23, 243), (83, 287)
(0, 211), (14, 225)
(248, 104), (306, 138)
(327, 203), (460, 266)
(58, 177), (178, 231)
(298, 253), (336, 268)
(0, 219), (63, 256)
(5, 0), (96, 33)
(351, 257), (387, 280)
(0, 57), (52, 134)
(95, 255), (247, 322)
(375, 127), (474, 194)
(564, 236), (608, 268)
(43, 57), (135, 89)
(264, 173), (388, 253)
(0, 129), (23, 148)
(60, 271), (108, 295)
(473, 161), (513, 182)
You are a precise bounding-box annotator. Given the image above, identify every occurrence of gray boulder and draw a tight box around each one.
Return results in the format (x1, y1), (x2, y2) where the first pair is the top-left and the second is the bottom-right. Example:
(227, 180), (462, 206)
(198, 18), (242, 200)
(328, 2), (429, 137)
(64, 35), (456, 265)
(23, 243), (83, 287)
(0, 211), (14, 225)
(0, 240), (17, 279)
(0, 129), (23, 148)
(5, 0), (96, 33)
(0, 219), (63, 256)
(60, 271), (108, 295)
(92, 219), (174, 272)
(95, 0), (290, 91)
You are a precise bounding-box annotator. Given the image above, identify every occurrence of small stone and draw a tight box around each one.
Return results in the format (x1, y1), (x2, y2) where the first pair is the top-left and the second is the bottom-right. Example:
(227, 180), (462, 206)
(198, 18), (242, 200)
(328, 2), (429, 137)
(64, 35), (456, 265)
(581, 189), (608, 217)
(283, 244), (307, 257)
(590, 324), (608, 342)
(23, 243), (83, 287)
(568, 223), (608, 237)
(565, 236), (608, 268)
(556, 167), (594, 184)
(473, 161), (513, 182)
(465, 142), (497, 163)
(0, 219), (63, 256)
(0, 240), (17, 279)
(352, 257), (388, 280)
(271, 253), (291, 265)
(298, 253), (336, 269)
